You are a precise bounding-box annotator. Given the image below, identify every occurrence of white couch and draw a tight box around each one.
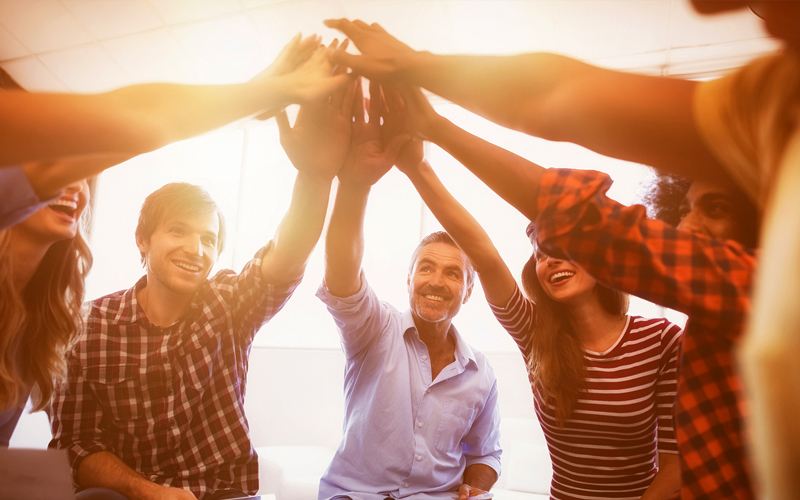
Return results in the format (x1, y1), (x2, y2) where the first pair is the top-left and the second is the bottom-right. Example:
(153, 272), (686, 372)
(13, 347), (552, 499)
(244, 348), (551, 500)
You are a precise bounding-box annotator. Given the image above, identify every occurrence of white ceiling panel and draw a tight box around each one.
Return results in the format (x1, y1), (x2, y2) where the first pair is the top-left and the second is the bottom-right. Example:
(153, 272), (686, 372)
(102, 29), (198, 83)
(249, 0), (347, 56)
(553, 0), (672, 60)
(38, 44), (128, 92)
(668, 0), (769, 48)
(0, 24), (30, 60)
(63, 0), (164, 40)
(148, 0), (242, 25)
(170, 14), (267, 83)
(0, 56), (68, 91)
(0, 0), (92, 54)
(432, 1), (561, 55)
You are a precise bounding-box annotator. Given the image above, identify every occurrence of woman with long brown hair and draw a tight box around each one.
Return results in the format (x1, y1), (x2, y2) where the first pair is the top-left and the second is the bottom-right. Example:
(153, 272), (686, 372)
(0, 180), (91, 445)
(386, 84), (683, 500)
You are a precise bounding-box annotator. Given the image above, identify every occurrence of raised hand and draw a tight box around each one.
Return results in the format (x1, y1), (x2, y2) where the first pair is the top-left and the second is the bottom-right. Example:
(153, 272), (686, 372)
(279, 40), (354, 105)
(323, 19), (415, 81)
(337, 78), (409, 187)
(276, 54), (357, 181)
(253, 33), (321, 81)
(381, 84), (424, 173)
(253, 33), (323, 120)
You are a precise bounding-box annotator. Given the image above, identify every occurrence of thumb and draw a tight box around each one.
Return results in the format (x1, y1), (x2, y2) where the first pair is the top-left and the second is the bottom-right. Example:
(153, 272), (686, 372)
(382, 134), (411, 164)
(275, 109), (292, 139)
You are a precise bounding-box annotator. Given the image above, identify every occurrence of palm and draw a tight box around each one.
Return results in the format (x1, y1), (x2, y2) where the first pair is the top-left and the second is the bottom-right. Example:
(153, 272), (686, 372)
(340, 122), (392, 186)
(277, 71), (357, 180)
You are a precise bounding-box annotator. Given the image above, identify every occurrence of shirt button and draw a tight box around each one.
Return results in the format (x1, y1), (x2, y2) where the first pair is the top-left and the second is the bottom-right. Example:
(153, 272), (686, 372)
(416, 455), (423, 461)
(166, 388), (173, 396)
(426, 388), (432, 394)
(403, 483), (409, 488)
(169, 419), (176, 427)
(417, 421), (423, 428)
(161, 356), (168, 364)
(422, 355), (428, 361)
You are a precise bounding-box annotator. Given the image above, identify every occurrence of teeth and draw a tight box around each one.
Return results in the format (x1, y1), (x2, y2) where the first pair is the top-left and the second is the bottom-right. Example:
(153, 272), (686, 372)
(175, 262), (201, 272)
(50, 199), (78, 209)
(424, 294), (445, 302)
(550, 271), (575, 283)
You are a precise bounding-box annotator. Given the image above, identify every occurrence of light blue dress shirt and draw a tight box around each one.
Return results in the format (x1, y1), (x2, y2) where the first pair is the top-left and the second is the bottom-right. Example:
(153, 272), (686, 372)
(316, 274), (502, 500)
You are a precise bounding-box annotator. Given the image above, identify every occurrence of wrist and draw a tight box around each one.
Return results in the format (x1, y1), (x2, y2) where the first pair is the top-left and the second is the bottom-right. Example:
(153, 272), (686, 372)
(425, 115), (452, 143)
(296, 169), (336, 187)
(396, 50), (433, 81)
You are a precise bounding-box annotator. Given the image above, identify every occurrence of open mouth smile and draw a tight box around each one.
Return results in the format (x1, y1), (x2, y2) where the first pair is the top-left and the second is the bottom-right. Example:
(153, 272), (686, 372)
(173, 260), (202, 273)
(550, 271), (576, 284)
(48, 199), (78, 220)
(423, 294), (447, 302)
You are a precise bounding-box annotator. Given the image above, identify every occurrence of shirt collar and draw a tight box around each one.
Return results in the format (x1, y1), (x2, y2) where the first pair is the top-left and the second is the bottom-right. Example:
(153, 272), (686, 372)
(400, 309), (478, 370)
(114, 274), (205, 328)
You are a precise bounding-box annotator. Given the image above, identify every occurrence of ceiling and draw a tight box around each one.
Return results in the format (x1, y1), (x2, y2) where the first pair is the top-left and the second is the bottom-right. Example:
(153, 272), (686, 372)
(0, 0), (780, 94)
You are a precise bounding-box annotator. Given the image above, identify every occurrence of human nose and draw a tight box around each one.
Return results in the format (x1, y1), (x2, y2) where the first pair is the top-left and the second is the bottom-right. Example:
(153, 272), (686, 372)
(183, 235), (203, 256)
(545, 255), (563, 266)
(678, 210), (704, 235)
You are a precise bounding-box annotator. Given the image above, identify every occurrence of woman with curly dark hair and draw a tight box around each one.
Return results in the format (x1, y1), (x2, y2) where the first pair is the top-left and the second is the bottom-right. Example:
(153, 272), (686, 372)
(642, 170), (759, 247)
(0, 180), (92, 445)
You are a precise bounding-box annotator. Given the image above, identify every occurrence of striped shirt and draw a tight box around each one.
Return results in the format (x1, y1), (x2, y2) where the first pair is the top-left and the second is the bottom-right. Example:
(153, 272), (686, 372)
(489, 285), (682, 500)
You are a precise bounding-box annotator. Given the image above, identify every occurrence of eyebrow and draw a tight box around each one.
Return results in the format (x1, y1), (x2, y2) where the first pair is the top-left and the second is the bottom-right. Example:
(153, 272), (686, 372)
(166, 220), (218, 240)
(417, 257), (463, 274)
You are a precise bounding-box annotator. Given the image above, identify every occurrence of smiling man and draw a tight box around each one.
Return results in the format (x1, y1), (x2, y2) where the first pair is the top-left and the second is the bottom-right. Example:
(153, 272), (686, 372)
(49, 60), (358, 500)
(316, 83), (501, 500)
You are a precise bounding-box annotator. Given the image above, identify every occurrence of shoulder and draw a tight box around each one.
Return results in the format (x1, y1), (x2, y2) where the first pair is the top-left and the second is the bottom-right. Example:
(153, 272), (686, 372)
(628, 315), (683, 350)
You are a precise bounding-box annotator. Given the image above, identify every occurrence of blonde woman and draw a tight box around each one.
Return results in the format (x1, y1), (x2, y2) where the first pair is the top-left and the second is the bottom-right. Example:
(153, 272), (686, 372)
(0, 180), (91, 445)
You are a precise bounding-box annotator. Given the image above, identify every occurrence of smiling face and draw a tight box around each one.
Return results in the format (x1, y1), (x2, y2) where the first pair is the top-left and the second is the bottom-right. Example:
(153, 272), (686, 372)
(16, 181), (90, 244)
(407, 242), (472, 325)
(136, 211), (220, 298)
(534, 250), (597, 305)
(676, 180), (753, 243)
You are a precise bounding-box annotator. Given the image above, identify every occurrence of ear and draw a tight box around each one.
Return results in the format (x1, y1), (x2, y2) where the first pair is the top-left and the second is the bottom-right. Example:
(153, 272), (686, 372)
(407, 274), (411, 290)
(462, 281), (473, 304)
(135, 233), (149, 264)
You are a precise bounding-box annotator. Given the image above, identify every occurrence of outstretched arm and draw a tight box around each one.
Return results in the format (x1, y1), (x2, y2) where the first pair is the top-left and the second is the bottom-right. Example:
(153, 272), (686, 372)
(386, 85), (516, 305)
(0, 34), (352, 186)
(324, 19), (726, 184)
(262, 42), (358, 285)
(323, 78), (409, 297)
(395, 84), (545, 222)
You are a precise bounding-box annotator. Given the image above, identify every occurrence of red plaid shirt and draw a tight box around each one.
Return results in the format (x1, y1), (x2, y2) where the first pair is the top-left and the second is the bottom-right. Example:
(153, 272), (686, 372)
(49, 243), (300, 500)
(534, 168), (757, 500)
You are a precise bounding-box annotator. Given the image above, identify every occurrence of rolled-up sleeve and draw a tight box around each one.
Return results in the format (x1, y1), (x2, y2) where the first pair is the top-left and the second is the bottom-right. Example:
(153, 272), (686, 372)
(534, 168), (756, 335)
(316, 272), (393, 359)
(49, 342), (113, 486)
(461, 380), (502, 476)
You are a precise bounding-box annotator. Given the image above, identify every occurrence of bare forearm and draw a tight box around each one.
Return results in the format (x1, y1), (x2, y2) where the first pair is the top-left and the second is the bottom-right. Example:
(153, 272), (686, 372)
(261, 172), (333, 285)
(23, 154), (133, 200)
(403, 52), (724, 183)
(404, 161), (515, 304)
(77, 451), (159, 500)
(323, 181), (370, 297)
(0, 78), (292, 166)
(640, 453), (681, 500)
(427, 115), (544, 221)
(463, 463), (498, 492)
